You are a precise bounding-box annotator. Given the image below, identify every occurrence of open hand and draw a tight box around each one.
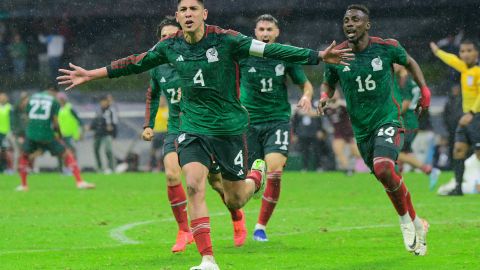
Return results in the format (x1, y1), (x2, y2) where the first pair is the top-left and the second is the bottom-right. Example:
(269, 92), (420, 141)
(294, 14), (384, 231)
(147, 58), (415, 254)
(57, 63), (92, 91)
(319, 41), (355, 66)
(297, 96), (312, 113)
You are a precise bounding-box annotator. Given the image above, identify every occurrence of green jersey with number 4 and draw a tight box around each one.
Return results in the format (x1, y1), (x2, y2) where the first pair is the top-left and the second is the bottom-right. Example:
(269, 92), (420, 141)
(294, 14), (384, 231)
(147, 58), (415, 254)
(323, 37), (407, 142)
(26, 91), (61, 141)
(108, 25), (318, 136)
(399, 76), (420, 131)
(240, 57), (307, 124)
(145, 64), (182, 134)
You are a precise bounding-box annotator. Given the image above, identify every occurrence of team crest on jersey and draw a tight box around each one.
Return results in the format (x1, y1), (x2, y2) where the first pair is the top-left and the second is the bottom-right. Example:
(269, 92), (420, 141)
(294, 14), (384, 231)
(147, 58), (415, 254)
(275, 64), (285, 76)
(371, 56), (383, 71)
(206, 47), (219, 63)
(467, 76), (474, 86)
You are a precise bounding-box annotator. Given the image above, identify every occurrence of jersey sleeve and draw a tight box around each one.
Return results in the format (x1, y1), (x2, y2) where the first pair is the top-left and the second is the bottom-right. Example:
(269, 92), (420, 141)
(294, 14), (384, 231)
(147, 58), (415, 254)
(51, 100), (61, 116)
(434, 49), (468, 73)
(323, 64), (339, 88)
(287, 64), (308, 85)
(388, 40), (408, 66)
(107, 42), (169, 78)
(230, 33), (319, 65)
(144, 69), (161, 129)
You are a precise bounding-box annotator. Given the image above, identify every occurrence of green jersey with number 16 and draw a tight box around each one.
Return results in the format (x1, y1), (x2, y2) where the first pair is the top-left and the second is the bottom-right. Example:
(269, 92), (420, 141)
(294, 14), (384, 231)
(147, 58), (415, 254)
(240, 57), (308, 124)
(144, 64), (182, 134)
(26, 91), (61, 141)
(108, 25), (319, 136)
(323, 37), (407, 142)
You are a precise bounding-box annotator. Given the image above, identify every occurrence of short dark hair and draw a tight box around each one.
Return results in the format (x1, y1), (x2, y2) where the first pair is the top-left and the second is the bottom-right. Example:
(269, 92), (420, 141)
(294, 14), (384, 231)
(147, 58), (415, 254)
(177, 0), (204, 7)
(346, 4), (370, 18)
(255, 14), (279, 27)
(46, 84), (59, 92)
(460, 39), (478, 51)
(156, 16), (180, 39)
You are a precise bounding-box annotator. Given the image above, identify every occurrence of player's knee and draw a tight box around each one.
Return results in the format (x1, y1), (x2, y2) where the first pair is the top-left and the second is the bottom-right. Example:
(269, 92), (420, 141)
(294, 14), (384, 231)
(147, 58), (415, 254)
(373, 158), (395, 183)
(165, 170), (181, 186)
(224, 196), (242, 210)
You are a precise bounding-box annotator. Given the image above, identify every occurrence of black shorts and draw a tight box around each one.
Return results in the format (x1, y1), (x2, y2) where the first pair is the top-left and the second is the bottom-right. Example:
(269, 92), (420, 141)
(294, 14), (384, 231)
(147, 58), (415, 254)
(247, 120), (290, 167)
(401, 130), (417, 153)
(357, 124), (404, 171)
(455, 114), (480, 150)
(162, 133), (178, 156)
(176, 133), (247, 180)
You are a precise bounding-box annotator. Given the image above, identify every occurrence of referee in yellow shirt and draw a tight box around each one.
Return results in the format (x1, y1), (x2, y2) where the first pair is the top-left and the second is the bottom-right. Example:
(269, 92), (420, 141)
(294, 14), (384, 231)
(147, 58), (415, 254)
(430, 40), (480, 195)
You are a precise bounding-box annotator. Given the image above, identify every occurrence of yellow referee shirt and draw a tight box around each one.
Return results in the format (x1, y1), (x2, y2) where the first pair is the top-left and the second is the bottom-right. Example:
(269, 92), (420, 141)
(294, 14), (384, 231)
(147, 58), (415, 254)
(435, 49), (480, 113)
(153, 107), (169, 133)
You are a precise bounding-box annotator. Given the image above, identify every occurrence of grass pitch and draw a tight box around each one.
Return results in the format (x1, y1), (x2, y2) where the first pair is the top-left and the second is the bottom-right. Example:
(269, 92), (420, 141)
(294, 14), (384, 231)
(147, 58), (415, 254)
(1, 171), (479, 269)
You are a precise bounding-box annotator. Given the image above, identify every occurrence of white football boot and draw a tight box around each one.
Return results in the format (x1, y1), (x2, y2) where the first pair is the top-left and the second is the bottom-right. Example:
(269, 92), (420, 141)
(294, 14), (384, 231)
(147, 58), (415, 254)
(189, 256), (220, 270)
(400, 221), (418, 252)
(414, 219), (429, 256)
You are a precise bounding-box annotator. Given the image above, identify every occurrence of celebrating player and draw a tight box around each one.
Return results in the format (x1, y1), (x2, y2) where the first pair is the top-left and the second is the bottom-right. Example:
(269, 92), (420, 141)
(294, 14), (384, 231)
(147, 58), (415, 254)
(394, 64), (441, 189)
(57, 0), (353, 268)
(141, 16), (247, 252)
(239, 14), (314, 242)
(318, 5), (430, 256)
(430, 40), (480, 196)
(16, 86), (95, 191)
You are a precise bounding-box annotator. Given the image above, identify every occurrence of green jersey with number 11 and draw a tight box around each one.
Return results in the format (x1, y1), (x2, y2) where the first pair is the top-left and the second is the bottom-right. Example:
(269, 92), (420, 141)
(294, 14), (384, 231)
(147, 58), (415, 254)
(108, 25), (319, 136)
(26, 91), (61, 141)
(240, 57), (308, 124)
(323, 37), (407, 141)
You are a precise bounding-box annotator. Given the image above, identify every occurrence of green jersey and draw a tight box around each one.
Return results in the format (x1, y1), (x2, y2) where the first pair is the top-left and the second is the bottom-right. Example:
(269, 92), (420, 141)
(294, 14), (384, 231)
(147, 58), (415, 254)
(399, 76), (420, 131)
(26, 91), (61, 141)
(240, 57), (307, 124)
(323, 37), (408, 142)
(145, 64), (182, 134)
(108, 25), (318, 136)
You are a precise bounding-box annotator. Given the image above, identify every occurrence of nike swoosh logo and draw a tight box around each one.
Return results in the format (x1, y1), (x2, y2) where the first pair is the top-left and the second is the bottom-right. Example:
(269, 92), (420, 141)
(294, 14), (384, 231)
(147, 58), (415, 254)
(409, 235), (417, 250)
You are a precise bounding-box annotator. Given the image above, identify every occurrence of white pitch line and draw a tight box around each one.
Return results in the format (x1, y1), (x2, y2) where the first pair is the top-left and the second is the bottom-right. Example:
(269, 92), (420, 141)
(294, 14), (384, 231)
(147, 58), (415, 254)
(2, 219), (479, 255)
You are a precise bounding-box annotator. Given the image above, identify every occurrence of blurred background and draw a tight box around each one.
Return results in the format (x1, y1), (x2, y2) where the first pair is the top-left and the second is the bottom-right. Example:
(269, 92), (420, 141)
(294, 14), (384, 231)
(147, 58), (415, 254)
(0, 0), (478, 172)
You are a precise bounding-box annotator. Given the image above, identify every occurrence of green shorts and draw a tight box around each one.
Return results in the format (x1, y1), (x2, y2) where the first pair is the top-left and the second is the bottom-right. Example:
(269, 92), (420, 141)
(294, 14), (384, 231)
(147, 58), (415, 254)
(401, 130), (417, 153)
(23, 137), (66, 156)
(357, 124), (404, 171)
(247, 120), (290, 167)
(176, 133), (247, 181)
(163, 133), (178, 156)
(63, 137), (76, 151)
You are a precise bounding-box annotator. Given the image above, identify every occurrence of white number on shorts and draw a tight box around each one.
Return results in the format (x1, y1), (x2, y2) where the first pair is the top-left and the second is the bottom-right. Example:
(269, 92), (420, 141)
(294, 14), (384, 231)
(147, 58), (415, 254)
(234, 150), (243, 166)
(377, 127), (395, 137)
(274, 129), (289, 145)
(193, 69), (205, 86)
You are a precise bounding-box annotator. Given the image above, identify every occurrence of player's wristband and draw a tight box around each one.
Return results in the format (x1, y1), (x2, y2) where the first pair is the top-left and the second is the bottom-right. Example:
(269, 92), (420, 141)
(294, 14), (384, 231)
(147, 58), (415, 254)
(320, 92), (329, 100)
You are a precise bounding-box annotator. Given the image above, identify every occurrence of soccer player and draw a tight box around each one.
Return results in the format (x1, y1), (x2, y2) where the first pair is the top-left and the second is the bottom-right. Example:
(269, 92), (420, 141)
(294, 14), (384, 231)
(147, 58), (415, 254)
(394, 64), (441, 189)
(0, 92), (14, 174)
(323, 91), (361, 175)
(141, 16), (247, 252)
(238, 14), (314, 242)
(318, 4), (430, 256)
(57, 0), (352, 268)
(430, 40), (480, 196)
(16, 86), (95, 191)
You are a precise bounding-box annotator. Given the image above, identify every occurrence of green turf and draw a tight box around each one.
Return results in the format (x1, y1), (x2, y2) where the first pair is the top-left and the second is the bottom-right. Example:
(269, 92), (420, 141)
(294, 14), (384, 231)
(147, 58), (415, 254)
(1, 172), (479, 269)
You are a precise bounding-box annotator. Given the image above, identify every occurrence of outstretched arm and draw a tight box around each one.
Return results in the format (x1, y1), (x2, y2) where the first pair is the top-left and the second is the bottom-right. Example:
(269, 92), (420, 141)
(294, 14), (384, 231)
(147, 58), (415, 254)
(58, 43), (168, 90)
(430, 42), (467, 73)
